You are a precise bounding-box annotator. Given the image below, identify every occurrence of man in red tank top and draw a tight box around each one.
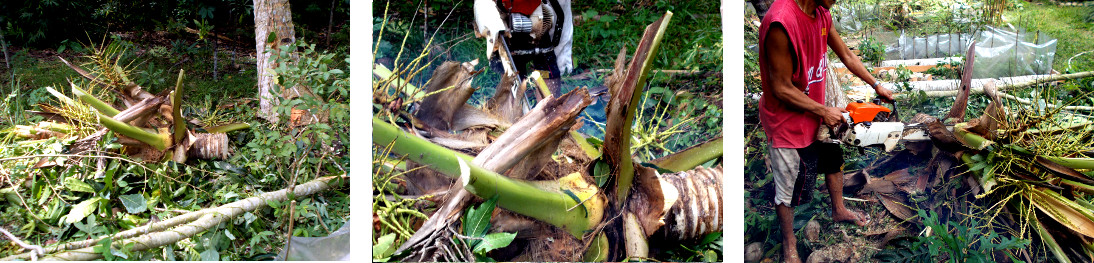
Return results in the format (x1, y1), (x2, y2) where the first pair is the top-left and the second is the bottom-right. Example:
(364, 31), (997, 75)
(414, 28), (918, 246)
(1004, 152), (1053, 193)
(758, 0), (894, 261)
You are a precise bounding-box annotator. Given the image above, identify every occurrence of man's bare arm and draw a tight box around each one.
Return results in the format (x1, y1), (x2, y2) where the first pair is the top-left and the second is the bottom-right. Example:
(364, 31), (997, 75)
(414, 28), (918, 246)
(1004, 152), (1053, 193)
(764, 24), (845, 127)
(827, 25), (894, 102)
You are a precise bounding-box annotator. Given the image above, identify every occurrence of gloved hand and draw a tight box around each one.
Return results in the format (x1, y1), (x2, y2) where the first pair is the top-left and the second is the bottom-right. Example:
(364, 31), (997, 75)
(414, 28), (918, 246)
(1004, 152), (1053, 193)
(474, 0), (506, 60)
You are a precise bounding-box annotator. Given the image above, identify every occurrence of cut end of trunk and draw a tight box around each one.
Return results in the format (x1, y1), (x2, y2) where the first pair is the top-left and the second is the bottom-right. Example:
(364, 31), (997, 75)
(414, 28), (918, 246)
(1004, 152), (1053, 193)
(458, 154), (472, 187)
(187, 133), (231, 160)
(655, 165), (723, 241)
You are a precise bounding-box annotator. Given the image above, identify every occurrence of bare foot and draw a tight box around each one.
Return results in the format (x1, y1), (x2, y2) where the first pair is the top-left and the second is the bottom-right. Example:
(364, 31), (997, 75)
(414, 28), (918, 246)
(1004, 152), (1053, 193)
(832, 209), (868, 226)
(783, 237), (801, 263)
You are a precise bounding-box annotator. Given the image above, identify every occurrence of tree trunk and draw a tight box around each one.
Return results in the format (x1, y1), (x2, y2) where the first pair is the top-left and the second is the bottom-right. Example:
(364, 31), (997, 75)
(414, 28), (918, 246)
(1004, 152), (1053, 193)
(254, 0), (298, 122)
(825, 65), (850, 108)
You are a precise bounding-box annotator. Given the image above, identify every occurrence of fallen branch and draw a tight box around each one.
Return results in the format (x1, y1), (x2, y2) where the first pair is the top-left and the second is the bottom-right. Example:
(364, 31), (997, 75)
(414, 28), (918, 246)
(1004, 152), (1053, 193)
(2, 175), (347, 261)
(999, 92), (1094, 111)
(0, 226), (44, 261)
(887, 71), (1094, 100)
(183, 27), (241, 44)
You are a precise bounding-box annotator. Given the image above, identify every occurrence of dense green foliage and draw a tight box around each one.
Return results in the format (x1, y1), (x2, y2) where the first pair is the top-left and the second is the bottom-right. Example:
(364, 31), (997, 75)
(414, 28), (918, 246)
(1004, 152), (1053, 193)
(856, 37), (885, 66)
(0, 0), (348, 48)
(0, 39), (349, 259)
(0, 1), (350, 259)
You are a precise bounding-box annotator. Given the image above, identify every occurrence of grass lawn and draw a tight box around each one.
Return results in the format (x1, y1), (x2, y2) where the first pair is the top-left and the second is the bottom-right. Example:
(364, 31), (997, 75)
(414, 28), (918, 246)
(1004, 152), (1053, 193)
(1005, 1), (1094, 72)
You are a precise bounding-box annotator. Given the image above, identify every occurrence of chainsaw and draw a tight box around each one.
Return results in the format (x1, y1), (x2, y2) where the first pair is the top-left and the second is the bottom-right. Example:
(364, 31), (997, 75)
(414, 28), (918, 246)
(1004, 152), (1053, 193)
(821, 43), (976, 152)
(817, 98), (935, 152)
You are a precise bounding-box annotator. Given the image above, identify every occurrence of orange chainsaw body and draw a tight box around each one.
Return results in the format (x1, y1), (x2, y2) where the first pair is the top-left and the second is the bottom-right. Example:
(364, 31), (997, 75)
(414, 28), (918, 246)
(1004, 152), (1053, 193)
(845, 101), (891, 123)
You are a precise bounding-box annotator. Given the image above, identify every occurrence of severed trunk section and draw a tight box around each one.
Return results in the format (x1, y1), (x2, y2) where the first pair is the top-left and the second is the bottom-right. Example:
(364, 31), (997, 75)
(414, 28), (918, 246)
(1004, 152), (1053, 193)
(654, 165), (723, 240)
(485, 74), (527, 123)
(188, 133), (232, 160)
(415, 61), (479, 131)
(944, 42), (976, 123)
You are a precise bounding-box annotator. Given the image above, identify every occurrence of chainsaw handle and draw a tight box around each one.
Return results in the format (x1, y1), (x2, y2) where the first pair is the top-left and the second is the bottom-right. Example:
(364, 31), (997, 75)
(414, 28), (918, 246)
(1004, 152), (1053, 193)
(870, 97), (900, 122)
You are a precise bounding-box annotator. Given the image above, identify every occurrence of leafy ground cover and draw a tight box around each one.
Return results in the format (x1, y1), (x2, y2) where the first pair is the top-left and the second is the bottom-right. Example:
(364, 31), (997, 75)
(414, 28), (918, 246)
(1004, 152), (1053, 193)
(0, 4), (350, 260)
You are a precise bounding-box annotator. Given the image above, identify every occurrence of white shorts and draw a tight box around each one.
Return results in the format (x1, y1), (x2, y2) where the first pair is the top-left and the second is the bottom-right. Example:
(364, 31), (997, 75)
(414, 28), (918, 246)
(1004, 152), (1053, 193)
(767, 146), (801, 206)
(765, 142), (843, 206)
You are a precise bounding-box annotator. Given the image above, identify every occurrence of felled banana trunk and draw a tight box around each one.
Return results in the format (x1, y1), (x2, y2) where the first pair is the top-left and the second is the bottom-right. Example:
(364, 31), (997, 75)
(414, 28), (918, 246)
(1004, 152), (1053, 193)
(621, 165), (722, 259)
(50, 68), (247, 162)
(187, 133), (231, 160)
(655, 166), (723, 240)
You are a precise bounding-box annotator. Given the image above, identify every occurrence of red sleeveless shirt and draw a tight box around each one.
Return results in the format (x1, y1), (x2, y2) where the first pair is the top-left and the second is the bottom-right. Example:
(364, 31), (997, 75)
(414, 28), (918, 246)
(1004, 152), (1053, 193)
(501, 0), (540, 16)
(758, 0), (833, 149)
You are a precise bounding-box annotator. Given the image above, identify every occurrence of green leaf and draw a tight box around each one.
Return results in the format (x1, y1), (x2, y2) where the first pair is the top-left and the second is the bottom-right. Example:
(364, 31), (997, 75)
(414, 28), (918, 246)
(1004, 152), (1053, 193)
(583, 10), (598, 19)
(969, 161), (988, 171)
(373, 233), (397, 260)
(472, 232), (517, 254)
(702, 249), (718, 262)
(64, 197), (103, 224)
(586, 137), (604, 148)
(266, 32), (278, 44)
(266, 199), (282, 210)
(593, 160), (610, 187)
(601, 15), (617, 23)
(65, 177), (95, 193)
(698, 232), (721, 246)
(200, 248), (220, 261)
(119, 194), (147, 214)
(94, 238), (113, 260)
(37, 186), (51, 206)
(111, 247), (129, 259)
(462, 196), (499, 247)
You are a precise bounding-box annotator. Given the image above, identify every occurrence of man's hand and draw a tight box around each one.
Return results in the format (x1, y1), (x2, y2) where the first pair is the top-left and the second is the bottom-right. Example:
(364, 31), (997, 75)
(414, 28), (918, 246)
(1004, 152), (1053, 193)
(874, 84), (895, 103)
(820, 106), (847, 128)
(474, 0), (506, 60)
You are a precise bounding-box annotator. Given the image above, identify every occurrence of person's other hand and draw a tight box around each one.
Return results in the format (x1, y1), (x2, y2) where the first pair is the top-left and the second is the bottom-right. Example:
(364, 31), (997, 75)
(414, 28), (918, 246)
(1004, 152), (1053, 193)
(821, 106), (847, 128)
(874, 84), (895, 103)
(474, 0), (506, 59)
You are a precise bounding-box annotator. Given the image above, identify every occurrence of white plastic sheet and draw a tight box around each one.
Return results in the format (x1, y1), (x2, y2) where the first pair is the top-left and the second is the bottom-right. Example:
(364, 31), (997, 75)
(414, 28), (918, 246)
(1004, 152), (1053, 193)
(276, 222), (351, 261)
(884, 26), (1056, 78)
